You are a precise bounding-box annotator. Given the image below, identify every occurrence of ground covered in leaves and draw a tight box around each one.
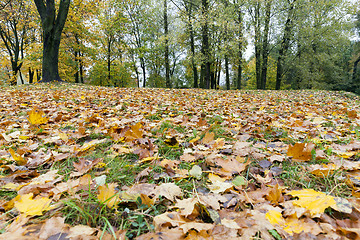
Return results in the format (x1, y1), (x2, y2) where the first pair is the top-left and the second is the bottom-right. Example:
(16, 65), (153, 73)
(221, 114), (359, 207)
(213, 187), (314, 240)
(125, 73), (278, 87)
(1, 84), (360, 239)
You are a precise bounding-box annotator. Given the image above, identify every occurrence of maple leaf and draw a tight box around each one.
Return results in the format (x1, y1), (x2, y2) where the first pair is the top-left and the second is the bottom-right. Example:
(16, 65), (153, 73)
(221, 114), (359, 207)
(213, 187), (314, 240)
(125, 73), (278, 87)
(38, 217), (67, 239)
(152, 183), (183, 201)
(266, 210), (323, 236)
(97, 183), (120, 208)
(14, 193), (54, 216)
(8, 148), (27, 165)
(287, 143), (315, 161)
(27, 107), (48, 125)
(288, 189), (337, 217)
(202, 131), (215, 144)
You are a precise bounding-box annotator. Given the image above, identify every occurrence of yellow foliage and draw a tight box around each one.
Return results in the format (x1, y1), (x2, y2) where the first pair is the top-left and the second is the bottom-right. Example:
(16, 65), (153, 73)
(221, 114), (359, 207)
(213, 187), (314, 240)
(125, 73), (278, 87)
(97, 183), (120, 208)
(288, 189), (336, 217)
(27, 107), (48, 125)
(14, 193), (54, 216)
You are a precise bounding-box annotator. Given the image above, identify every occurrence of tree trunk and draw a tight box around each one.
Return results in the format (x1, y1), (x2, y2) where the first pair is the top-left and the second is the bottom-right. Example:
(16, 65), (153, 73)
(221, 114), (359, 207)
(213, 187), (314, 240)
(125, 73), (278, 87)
(201, 0), (211, 89)
(275, 0), (295, 90)
(29, 68), (34, 84)
(260, 0), (271, 90)
(164, 0), (171, 88)
(200, 64), (205, 88)
(211, 65), (216, 89)
(74, 50), (79, 83)
(217, 60), (221, 87)
(0, 22), (23, 85)
(236, 6), (243, 90)
(34, 0), (70, 83)
(36, 69), (41, 82)
(254, 1), (262, 89)
(140, 58), (146, 87)
(187, 5), (198, 88)
(353, 56), (360, 84)
(79, 52), (84, 83)
(107, 39), (111, 86)
(225, 55), (230, 90)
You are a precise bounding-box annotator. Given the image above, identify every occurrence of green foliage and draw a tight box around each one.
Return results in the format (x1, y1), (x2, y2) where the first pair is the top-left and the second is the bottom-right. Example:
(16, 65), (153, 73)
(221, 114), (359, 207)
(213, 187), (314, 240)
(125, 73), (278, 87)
(89, 61), (136, 87)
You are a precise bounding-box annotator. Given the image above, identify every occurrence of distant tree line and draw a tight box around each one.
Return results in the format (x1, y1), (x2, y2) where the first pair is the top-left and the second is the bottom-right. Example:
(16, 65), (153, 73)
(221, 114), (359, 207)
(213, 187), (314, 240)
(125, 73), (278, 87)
(0, 0), (359, 93)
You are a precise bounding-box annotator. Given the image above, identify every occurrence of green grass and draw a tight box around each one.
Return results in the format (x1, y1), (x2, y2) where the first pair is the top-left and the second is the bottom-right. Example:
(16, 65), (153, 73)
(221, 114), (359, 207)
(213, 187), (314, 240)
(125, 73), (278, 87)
(278, 160), (351, 197)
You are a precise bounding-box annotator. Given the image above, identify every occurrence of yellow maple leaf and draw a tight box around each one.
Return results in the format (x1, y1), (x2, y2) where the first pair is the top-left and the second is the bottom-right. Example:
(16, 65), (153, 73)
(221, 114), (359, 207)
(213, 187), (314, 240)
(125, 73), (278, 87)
(288, 189), (336, 217)
(27, 108), (48, 125)
(287, 143), (315, 162)
(97, 183), (120, 208)
(9, 148), (27, 165)
(266, 210), (285, 226)
(266, 210), (322, 236)
(14, 193), (54, 216)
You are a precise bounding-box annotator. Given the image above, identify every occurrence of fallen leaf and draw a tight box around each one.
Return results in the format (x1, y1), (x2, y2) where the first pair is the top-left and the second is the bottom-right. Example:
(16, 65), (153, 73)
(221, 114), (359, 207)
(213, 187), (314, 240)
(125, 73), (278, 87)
(202, 131), (215, 144)
(152, 183), (183, 201)
(27, 107), (48, 125)
(287, 143), (315, 162)
(189, 165), (202, 179)
(288, 189), (336, 217)
(14, 193), (54, 216)
(9, 148), (27, 165)
(97, 183), (120, 208)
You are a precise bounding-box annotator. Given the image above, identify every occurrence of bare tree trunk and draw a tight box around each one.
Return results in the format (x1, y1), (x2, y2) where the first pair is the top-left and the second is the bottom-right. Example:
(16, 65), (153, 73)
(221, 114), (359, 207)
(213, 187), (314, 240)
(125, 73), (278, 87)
(353, 56), (360, 84)
(225, 55), (230, 90)
(254, 1), (262, 89)
(236, 5), (243, 90)
(260, 0), (271, 90)
(29, 67), (34, 84)
(276, 0), (295, 90)
(34, 0), (70, 82)
(140, 58), (146, 87)
(201, 0), (211, 89)
(79, 52), (84, 83)
(74, 50), (80, 83)
(186, 4), (198, 88)
(164, 0), (171, 88)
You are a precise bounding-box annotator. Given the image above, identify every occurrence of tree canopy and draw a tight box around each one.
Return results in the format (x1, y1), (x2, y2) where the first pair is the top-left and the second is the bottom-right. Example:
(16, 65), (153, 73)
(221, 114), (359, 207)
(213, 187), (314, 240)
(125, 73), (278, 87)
(0, 0), (359, 92)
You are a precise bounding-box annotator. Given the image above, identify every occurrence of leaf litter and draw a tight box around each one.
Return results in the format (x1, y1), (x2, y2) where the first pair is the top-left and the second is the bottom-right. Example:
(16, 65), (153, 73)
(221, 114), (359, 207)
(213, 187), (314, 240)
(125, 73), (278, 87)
(0, 84), (360, 239)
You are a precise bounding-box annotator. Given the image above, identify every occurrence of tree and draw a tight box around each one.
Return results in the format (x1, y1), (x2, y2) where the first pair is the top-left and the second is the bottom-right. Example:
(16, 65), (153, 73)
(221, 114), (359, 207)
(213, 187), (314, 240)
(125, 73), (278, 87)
(176, 0), (200, 88)
(234, 0), (244, 90)
(33, 0), (70, 82)
(286, 0), (352, 90)
(249, 0), (272, 90)
(124, 0), (151, 87)
(62, 0), (99, 84)
(200, 0), (211, 89)
(0, 0), (34, 85)
(164, 0), (171, 88)
(0, 0), (11, 10)
(275, 0), (296, 90)
(352, 11), (360, 85)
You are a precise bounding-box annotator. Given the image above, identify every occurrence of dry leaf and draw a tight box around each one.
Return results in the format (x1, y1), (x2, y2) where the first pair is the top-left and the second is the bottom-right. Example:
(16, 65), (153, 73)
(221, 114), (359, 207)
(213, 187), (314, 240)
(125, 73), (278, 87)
(152, 183), (183, 201)
(14, 193), (54, 216)
(27, 107), (48, 125)
(97, 183), (120, 208)
(288, 189), (336, 217)
(287, 143), (315, 162)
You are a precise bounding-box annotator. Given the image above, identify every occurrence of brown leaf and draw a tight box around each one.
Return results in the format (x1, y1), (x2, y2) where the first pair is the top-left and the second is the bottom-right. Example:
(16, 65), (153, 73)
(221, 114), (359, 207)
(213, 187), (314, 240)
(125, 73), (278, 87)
(152, 183), (183, 201)
(202, 131), (215, 144)
(136, 228), (184, 240)
(38, 217), (67, 239)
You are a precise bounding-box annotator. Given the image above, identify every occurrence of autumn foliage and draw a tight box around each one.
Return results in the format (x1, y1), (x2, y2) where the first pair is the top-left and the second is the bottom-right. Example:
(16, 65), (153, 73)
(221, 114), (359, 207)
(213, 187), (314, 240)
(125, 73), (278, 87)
(1, 84), (360, 239)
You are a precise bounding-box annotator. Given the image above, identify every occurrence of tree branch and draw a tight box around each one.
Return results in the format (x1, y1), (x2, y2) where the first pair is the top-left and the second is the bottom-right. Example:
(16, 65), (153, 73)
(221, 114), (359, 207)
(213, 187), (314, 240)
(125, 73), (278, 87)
(33, 0), (46, 22)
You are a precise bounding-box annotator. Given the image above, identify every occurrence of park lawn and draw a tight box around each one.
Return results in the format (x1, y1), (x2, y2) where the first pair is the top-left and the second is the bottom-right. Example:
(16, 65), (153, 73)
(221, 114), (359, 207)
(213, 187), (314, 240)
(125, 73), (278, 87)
(0, 83), (360, 239)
